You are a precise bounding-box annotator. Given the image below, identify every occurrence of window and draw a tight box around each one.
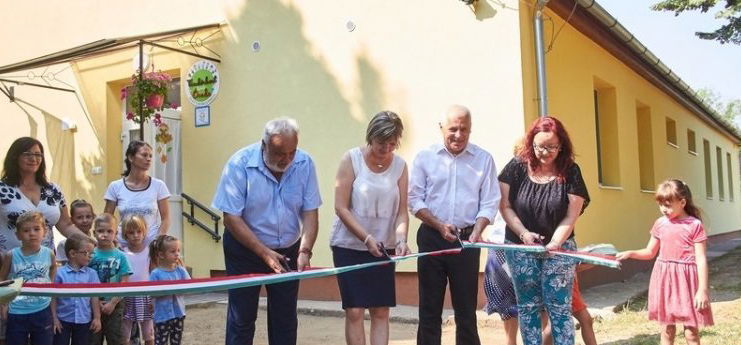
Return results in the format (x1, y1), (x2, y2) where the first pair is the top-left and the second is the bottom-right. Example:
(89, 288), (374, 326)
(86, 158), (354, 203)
(665, 117), (677, 147)
(636, 104), (654, 190)
(717, 147), (725, 200)
(704, 140), (712, 198)
(687, 129), (697, 154)
(594, 78), (621, 187)
(728, 152), (734, 201)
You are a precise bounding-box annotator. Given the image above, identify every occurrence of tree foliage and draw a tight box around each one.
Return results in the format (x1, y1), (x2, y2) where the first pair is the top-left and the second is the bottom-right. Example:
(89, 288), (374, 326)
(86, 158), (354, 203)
(652, 0), (741, 44)
(696, 88), (741, 129)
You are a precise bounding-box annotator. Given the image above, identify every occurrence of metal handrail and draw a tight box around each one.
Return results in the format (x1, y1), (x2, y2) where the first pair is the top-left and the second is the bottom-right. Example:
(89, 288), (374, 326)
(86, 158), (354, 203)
(181, 192), (221, 242)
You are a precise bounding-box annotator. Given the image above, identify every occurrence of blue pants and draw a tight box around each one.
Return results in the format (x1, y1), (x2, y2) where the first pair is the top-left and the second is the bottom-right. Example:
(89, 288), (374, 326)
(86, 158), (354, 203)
(505, 239), (577, 345)
(223, 231), (299, 345)
(53, 321), (91, 345)
(6, 306), (54, 345)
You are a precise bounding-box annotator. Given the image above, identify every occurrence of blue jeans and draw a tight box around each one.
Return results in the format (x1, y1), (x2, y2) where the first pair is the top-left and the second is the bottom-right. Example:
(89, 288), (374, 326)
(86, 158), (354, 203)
(53, 321), (91, 345)
(505, 239), (577, 345)
(6, 306), (54, 345)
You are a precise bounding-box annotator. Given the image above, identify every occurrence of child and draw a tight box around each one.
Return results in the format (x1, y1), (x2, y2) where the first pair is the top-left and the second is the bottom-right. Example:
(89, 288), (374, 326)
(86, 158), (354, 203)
(56, 200), (95, 265)
(51, 233), (102, 345)
(88, 214), (132, 345)
(0, 211), (57, 345)
(617, 179), (713, 345)
(121, 215), (154, 345)
(149, 235), (189, 345)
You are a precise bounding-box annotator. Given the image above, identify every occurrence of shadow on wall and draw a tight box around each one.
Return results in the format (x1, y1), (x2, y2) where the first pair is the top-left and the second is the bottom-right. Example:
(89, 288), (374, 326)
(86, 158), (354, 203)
(10, 98), (99, 205)
(202, 0), (404, 267)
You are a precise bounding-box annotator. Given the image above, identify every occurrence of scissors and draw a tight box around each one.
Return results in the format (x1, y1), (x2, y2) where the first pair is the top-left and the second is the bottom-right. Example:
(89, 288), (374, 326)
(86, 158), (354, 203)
(455, 228), (466, 248)
(376, 242), (394, 261)
(278, 256), (293, 273)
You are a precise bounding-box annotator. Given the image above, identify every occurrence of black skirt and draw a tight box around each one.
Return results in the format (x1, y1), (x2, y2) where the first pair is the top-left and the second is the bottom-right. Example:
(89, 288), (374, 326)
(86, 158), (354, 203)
(332, 246), (396, 309)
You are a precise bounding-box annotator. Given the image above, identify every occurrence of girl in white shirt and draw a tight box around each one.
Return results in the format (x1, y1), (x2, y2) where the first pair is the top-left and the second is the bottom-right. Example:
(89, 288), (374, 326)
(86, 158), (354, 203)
(121, 215), (155, 345)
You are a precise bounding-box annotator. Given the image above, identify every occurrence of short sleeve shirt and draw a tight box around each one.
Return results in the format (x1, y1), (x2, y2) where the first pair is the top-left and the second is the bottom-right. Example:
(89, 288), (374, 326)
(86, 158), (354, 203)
(650, 216), (706, 263)
(89, 248), (132, 301)
(149, 266), (190, 323)
(498, 158), (590, 244)
(0, 182), (65, 251)
(54, 265), (100, 323)
(211, 143), (322, 249)
(104, 177), (170, 246)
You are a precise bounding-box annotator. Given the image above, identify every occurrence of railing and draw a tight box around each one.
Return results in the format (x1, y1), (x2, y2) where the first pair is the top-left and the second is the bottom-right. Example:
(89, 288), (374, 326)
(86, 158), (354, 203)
(181, 192), (221, 242)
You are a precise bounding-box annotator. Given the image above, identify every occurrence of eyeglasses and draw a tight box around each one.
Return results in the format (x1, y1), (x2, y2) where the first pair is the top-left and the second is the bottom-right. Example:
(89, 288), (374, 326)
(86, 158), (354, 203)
(21, 152), (44, 161)
(533, 144), (561, 153)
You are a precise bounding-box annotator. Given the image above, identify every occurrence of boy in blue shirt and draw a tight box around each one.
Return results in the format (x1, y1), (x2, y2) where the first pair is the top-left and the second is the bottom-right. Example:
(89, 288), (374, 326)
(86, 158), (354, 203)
(88, 214), (132, 345)
(51, 233), (102, 345)
(0, 211), (57, 345)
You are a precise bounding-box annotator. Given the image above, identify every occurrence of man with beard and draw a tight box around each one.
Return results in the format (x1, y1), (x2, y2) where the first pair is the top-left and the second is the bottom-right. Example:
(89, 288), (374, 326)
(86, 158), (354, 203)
(212, 117), (321, 345)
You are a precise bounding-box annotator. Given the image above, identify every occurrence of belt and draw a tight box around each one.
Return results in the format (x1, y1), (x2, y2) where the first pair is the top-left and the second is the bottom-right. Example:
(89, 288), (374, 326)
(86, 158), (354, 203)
(458, 225), (474, 236)
(423, 224), (474, 235)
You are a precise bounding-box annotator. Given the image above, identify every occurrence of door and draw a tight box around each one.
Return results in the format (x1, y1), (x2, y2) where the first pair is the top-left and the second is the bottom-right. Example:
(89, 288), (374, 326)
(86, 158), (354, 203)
(121, 78), (184, 246)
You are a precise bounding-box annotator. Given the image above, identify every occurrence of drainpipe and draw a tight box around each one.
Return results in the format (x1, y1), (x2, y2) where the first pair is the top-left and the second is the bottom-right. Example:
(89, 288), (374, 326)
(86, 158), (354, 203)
(534, 0), (549, 117)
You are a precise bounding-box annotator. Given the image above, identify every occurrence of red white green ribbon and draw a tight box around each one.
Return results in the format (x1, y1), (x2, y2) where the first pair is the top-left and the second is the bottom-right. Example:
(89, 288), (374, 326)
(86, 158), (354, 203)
(19, 249), (462, 298)
(8, 242), (618, 299)
(461, 240), (620, 268)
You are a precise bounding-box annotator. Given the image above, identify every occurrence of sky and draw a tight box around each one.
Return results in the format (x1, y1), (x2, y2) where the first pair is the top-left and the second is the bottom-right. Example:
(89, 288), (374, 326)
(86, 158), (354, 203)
(596, 1), (741, 107)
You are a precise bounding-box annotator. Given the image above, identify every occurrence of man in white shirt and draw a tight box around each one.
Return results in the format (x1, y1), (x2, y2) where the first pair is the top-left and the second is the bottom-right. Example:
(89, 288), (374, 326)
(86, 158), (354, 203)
(408, 105), (501, 345)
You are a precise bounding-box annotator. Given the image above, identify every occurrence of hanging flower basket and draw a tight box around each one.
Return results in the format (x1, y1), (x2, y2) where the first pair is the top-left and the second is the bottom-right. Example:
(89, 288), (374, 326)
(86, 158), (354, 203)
(122, 70), (172, 125)
(122, 69), (175, 162)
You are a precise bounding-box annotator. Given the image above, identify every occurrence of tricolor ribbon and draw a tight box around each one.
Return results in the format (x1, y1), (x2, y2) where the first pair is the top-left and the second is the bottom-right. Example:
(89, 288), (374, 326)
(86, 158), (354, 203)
(2, 243), (618, 299)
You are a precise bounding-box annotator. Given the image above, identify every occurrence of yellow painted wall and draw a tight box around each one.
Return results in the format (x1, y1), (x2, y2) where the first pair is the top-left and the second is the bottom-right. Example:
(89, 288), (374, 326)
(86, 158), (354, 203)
(185, 0), (527, 276)
(2, 0), (528, 277)
(526, 8), (741, 251)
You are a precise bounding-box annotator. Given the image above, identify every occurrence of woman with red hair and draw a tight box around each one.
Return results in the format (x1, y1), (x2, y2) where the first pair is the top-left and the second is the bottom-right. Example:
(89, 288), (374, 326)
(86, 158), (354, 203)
(498, 116), (590, 345)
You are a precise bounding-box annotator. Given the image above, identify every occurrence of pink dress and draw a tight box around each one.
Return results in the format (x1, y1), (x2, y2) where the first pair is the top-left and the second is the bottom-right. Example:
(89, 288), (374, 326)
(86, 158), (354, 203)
(648, 216), (714, 328)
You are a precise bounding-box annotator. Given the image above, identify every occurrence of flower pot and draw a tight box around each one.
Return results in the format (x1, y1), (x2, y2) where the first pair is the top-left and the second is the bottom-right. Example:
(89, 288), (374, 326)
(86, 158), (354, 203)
(146, 94), (165, 109)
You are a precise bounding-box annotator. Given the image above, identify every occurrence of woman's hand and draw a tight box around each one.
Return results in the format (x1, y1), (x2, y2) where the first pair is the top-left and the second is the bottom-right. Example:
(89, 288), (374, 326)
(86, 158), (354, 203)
(395, 241), (411, 256)
(519, 231), (543, 245)
(544, 241), (561, 251)
(364, 235), (383, 257)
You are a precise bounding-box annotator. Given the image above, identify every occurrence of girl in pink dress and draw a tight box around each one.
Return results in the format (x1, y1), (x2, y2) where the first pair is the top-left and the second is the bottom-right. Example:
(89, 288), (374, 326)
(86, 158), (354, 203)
(617, 179), (713, 345)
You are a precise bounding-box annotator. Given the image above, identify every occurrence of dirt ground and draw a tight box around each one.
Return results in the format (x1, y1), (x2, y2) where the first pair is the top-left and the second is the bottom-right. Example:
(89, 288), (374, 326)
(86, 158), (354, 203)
(181, 247), (741, 345)
(182, 303), (508, 345)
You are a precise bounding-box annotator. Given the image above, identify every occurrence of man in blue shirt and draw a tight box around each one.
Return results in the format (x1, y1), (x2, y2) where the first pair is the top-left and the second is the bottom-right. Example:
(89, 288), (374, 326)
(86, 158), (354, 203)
(212, 117), (321, 345)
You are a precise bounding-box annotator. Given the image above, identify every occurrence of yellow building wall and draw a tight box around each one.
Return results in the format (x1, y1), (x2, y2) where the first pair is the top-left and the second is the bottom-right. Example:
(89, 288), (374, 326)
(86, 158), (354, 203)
(2, 0), (528, 278)
(183, 0), (527, 276)
(521, 8), (741, 251)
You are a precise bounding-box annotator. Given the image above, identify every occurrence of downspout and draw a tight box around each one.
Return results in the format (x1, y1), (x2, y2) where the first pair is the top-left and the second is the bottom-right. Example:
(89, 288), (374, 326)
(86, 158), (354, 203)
(534, 0), (550, 117)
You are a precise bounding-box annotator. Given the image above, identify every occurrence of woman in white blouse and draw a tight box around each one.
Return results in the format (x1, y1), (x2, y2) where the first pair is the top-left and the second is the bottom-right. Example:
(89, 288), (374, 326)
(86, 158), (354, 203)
(330, 111), (410, 345)
(0, 137), (82, 252)
(104, 140), (170, 247)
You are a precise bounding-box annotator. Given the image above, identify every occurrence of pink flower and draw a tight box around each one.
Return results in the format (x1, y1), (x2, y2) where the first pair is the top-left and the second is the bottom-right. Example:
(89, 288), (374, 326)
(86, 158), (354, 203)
(170, 103), (179, 109)
(126, 112), (134, 120)
(153, 117), (162, 126)
(154, 113), (161, 119)
(120, 88), (128, 100)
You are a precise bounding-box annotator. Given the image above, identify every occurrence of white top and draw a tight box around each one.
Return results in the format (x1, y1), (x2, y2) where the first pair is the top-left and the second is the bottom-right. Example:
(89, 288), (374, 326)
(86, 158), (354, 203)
(104, 177), (170, 246)
(330, 147), (406, 251)
(0, 182), (65, 252)
(408, 143), (501, 228)
(124, 246), (151, 282)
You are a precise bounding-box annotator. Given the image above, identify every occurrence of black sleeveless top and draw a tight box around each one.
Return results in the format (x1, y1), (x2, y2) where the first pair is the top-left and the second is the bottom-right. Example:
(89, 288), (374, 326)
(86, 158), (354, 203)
(498, 158), (590, 244)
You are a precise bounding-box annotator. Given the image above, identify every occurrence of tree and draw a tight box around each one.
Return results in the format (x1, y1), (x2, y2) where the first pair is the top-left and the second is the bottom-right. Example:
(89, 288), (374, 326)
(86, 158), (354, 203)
(652, 0), (741, 44)
(696, 88), (741, 129)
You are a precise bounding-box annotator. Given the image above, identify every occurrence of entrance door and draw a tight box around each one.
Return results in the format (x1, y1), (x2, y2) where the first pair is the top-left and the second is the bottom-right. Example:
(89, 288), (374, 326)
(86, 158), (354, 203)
(122, 79), (183, 245)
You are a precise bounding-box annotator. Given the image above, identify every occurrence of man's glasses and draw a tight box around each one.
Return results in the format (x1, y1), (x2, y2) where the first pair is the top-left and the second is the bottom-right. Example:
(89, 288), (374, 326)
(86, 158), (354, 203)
(21, 152), (44, 161)
(532, 144), (560, 153)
